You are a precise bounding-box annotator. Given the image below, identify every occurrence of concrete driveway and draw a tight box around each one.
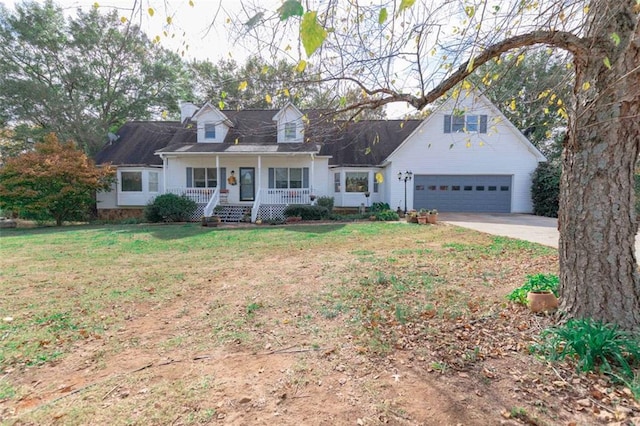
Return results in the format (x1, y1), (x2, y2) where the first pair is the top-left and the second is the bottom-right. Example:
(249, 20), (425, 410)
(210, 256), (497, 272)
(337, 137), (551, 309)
(439, 213), (560, 248)
(439, 213), (640, 255)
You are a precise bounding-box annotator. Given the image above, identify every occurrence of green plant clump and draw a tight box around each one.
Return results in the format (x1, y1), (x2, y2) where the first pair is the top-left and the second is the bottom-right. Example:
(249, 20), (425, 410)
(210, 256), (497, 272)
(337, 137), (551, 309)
(284, 204), (329, 220)
(316, 196), (334, 211)
(370, 202), (390, 212)
(507, 273), (559, 305)
(374, 209), (400, 221)
(537, 318), (640, 380)
(144, 193), (197, 223)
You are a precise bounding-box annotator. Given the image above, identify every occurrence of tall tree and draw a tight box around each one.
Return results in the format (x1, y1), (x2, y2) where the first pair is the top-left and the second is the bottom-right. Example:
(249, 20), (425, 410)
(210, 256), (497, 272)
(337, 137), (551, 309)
(468, 49), (572, 161)
(189, 55), (386, 118)
(0, 1), (192, 157)
(244, 0), (640, 328)
(0, 133), (115, 225)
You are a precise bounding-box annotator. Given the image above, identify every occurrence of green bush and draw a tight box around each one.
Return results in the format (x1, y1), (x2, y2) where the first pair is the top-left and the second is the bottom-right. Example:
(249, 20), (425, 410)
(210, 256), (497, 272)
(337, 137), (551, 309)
(316, 196), (334, 211)
(537, 318), (640, 380)
(531, 162), (560, 218)
(370, 202), (390, 212)
(144, 194), (197, 223)
(507, 273), (559, 305)
(374, 209), (399, 221)
(328, 213), (370, 221)
(284, 204), (329, 220)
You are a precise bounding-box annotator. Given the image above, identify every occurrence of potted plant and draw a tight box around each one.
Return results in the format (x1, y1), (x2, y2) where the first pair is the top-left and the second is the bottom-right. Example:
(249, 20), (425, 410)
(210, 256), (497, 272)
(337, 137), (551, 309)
(201, 215), (221, 227)
(417, 209), (429, 224)
(405, 210), (418, 223)
(427, 209), (438, 224)
(507, 274), (559, 313)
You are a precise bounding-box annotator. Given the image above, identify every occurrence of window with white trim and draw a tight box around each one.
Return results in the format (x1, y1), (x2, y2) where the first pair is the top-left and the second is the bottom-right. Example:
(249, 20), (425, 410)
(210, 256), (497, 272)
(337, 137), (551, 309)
(284, 122), (297, 140)
(273, 167), (304, 188)
(204, 123), (216, 139)
(191, 168), (217, 188)
(121, 171), (142, 192)
(345, 172), (369, 193)
(148, 172), (159, 192)
(444, 114), (487, 133)
(334, 172), (341, 192)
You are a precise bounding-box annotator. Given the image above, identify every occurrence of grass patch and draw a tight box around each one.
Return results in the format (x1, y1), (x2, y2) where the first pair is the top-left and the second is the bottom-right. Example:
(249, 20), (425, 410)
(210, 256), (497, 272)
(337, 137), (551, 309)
(1, 221), (559, 423)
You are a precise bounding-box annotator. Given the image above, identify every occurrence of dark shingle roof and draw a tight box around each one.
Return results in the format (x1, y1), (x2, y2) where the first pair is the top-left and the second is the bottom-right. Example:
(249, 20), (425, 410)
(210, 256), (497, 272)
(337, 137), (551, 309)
(95, 110), (423, 167)
(95, 121), (181, 166)
(320, 120), (422, 166)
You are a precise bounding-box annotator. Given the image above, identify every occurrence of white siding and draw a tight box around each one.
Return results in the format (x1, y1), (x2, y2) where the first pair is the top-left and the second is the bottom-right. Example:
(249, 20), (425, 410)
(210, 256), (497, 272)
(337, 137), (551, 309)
(97, 167), (163, 208)
(385, 92), (544, 213)
(195, 110), (230, 143)
(275, 106), (304, 143)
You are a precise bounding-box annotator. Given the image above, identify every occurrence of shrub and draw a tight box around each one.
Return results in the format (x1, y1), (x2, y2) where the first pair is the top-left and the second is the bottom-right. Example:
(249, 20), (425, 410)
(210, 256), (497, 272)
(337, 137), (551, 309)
(284, 204), (329, 220)
(374, 209), (399, 221)
(537, 318), (640, 380)
(507, 273), (559, 305)
(145, 193), (197, 222)
(370, 202), (390, 212)
(316, 196), (334, 211)
(328, 213), (370, 221)
(531, 162), (560, 218)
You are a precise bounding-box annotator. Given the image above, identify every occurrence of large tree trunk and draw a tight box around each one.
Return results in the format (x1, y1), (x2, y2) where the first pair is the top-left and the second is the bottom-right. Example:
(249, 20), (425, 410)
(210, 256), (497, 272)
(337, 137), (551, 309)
(559, 1), (640, 329)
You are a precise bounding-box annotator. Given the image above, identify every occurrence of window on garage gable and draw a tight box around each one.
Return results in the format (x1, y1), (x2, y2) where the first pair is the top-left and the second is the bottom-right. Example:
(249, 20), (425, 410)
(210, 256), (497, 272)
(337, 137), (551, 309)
(444, 114), (487, 133)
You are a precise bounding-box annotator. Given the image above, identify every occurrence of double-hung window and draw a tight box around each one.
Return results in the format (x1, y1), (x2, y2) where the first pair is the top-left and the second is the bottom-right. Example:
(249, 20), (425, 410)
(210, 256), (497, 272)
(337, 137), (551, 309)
(269, 167), (308, 188)
(189, 168), (217, 188)
(204, 123), (216, 139)
(284, 122), (297, 141)
(444, 114), (488, 133)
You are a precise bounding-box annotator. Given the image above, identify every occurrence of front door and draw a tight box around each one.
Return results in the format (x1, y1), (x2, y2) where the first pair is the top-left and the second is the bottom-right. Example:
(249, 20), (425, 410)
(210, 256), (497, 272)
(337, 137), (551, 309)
(239, 168), (255, 201)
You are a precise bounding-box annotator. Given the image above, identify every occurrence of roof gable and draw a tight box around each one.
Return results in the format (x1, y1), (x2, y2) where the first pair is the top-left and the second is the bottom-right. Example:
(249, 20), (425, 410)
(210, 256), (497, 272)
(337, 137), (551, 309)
(385, 89), (546, 163)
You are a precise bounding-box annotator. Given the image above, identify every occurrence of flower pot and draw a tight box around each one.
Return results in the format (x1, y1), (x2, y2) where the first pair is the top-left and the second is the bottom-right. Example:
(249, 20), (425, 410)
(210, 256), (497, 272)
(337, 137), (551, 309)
(417, 216), (428, 225)
(427, 214), (437, 224)
(527, 291), (558, 313)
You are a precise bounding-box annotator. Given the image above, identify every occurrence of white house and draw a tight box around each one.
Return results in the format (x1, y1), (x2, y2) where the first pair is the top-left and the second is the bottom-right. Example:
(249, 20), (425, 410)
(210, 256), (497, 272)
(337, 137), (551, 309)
(95, 90), (545, 221)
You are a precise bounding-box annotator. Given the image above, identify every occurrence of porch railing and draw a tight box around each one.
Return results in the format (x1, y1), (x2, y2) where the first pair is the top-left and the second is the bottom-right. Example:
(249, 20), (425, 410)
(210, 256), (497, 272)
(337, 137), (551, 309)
(203, 188), (220, 217)
(260, 188), (312, 205)
(166, 187), (215, 204)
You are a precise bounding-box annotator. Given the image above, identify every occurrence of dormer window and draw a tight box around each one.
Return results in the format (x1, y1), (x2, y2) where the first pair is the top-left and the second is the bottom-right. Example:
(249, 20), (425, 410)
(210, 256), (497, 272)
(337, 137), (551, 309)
(284, 122), (296, 141)
(204, 123), (216, 139)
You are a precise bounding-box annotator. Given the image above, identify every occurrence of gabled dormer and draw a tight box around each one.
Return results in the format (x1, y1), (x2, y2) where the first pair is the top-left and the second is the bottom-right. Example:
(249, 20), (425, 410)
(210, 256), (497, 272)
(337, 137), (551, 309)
(273, 102), (304, 143)
(191, 102), (233, 143)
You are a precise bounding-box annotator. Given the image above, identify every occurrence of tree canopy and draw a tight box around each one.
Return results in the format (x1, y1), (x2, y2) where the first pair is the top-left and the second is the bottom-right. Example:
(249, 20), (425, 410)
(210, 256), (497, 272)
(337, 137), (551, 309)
(0, 133), (115, 225)
(0, 1), (192, 157)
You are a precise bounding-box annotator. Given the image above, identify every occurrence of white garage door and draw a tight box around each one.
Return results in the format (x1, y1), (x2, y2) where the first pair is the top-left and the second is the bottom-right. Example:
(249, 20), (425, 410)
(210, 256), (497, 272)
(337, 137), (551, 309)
(413, 175), (512, 213)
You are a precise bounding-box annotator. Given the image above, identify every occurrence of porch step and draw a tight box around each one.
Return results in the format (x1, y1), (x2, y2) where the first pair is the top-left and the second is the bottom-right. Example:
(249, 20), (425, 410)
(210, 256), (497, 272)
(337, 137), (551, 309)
(214, 204), (251, 223)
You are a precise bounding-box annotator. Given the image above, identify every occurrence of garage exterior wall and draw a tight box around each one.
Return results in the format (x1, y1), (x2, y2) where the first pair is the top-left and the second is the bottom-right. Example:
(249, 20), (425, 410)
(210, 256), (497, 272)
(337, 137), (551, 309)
(385, 92), (545, 213)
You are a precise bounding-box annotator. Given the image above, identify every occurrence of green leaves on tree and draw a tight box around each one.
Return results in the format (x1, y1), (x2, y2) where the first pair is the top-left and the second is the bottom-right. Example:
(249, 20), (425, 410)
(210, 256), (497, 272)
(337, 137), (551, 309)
(278, 0), (304, 21)
(378, 8), (388, 24)
(301, 11), (327, 57)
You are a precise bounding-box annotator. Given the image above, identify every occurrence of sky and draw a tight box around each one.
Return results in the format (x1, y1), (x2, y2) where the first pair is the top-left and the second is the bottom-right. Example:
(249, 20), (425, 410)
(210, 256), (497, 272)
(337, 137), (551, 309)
(3, 0), (278, 62)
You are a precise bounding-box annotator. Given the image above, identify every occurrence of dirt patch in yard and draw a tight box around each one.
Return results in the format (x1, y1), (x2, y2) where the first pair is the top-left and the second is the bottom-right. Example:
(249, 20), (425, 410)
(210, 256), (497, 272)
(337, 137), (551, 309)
(1, 222), (638, 425)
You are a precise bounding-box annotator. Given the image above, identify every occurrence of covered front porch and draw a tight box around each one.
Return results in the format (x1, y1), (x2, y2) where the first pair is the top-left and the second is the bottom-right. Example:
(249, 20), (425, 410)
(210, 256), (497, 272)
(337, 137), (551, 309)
(165, 187), (315, 222)
(160, 153), (329, 222)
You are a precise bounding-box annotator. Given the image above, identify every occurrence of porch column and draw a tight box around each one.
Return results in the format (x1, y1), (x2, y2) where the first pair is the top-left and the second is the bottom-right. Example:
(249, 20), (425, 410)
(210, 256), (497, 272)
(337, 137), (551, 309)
(216, 155), (220, 188)
(310, 154), (315, 194)
(162, 155), (167, 193)
(257, 155), (262, 193)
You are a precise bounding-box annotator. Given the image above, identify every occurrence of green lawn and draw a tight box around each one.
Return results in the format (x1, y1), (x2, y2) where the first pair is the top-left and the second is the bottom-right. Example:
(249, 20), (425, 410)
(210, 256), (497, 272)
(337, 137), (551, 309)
(0, 222), (563, 424)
